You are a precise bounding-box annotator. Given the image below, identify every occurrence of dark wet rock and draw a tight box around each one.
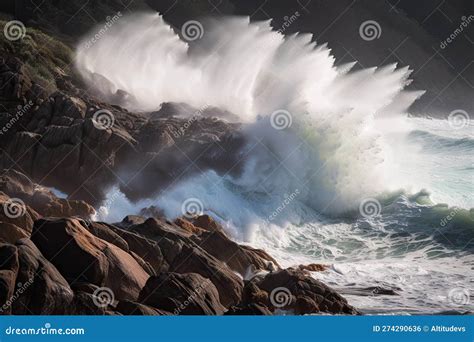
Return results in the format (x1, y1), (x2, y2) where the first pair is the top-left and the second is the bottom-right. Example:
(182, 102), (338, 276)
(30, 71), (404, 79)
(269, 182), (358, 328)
(257, 268), (358, 315)
(169, 244), (243, 308)
(108, 224), (167, 274)
(14, 239), (74, 314)
(174, 217), (204, 235)
(298, 263), (330, 272)
(119, 215), (145, 227)
(193, 228), (280, 275)
(0, 64), (245, 208)
(72, 291), (107, 315)
(70, 282), (99, 295)
(0, 192), (39, 235)
(0, 169), (95, 219)
(139, 272), (225, 315)
(0, 243), (19, 315)
(191, 215), (226, 234)
(0, 57), (34, 101)
(0, 221), (30, 244)
(339, 286), (399, 297)
(122, 217), (252, 307)
(241, 280), (269, 307)
(294, 296), (320, 315)
(366, 286), (399, 296)
(31, 218), (149, 302)
(80, 221), (129, 252)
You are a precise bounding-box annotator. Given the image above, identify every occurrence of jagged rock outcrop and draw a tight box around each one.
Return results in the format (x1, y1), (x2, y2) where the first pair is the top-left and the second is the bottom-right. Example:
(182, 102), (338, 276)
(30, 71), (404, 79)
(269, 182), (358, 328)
(139, 272), (225, 315)
(13, 239), (75, 314)
(0, 169), (94, 218)
(0, 242), (18, 315)
(0, 192), (39, 237)
(256, 268), (359, 315)
(119, 217), (244, 308)
(30, 218), (149, 302)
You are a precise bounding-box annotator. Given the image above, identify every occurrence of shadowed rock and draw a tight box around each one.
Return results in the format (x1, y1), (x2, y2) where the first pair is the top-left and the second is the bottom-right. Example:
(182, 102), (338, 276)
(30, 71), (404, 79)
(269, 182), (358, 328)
(257, 268), (359, 315)
(0, 169), (94, 219)
(0, 243), (18, 315)
(139, 272), (224, 315)
(31, 218), (149, 302)
(14, 239), (74, 314)
(0, 192), (39, 235)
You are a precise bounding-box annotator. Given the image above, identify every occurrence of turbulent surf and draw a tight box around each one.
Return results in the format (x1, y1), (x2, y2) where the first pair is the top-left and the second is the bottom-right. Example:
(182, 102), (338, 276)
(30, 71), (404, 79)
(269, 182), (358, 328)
(76, 12), (474, 314)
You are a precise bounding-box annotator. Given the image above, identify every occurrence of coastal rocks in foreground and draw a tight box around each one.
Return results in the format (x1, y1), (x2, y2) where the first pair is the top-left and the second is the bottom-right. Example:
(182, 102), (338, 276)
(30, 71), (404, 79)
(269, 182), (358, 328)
(0, 169), (358, 315)
(0, 53), (246, 206)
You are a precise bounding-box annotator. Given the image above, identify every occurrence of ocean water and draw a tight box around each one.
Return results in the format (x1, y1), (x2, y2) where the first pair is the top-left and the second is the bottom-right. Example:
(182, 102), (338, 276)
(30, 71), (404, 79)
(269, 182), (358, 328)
(77, 13), (474, 314)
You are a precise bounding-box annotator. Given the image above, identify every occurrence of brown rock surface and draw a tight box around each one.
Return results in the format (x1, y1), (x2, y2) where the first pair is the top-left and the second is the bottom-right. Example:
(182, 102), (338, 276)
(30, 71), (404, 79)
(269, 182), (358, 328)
(298, 263), (330, 272)
(31, 218), (149, 301)
(139, 272), (224, 315)
(0, 169), (94, 219)
(257, 268), (358, 315)
(14, 239), (74, 314)
(193, 229), (280, 275)
(0, 243), (19, 315)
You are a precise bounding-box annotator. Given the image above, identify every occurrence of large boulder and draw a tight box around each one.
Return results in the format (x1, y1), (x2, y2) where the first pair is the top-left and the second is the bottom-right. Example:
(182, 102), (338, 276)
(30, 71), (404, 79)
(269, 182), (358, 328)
(0, 192), (39, 235)
(31, 218), (149, 302)
(0, 169), (95, 218)
(0, 243), (19, 315)
(257, 268), (358, 315)
(193, 229), (280, 275)
(126, 217), (244, 307)
(107, 223), (167, 274)
(13, 239), (74, 314)
(0, 222), (29, 244)
(169, 244), (243, 307)
(139, 272), (224, 315)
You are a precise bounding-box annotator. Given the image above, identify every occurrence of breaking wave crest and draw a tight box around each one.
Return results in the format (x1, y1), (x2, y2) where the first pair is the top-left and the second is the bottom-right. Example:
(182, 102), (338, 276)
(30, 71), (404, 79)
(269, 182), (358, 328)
(76, 12), (425, 217)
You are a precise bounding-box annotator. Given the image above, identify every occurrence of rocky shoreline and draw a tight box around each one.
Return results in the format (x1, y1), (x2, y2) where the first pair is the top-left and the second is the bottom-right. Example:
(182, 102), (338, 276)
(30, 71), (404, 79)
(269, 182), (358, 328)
(0, 169), (358, 315)
(0, 23), (358, 316)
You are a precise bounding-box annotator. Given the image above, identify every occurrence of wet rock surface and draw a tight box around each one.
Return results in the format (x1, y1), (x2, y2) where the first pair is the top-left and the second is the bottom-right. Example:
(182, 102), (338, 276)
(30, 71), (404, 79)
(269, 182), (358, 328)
(0, 35), (358, 315)
(0, 173), (359, 315)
